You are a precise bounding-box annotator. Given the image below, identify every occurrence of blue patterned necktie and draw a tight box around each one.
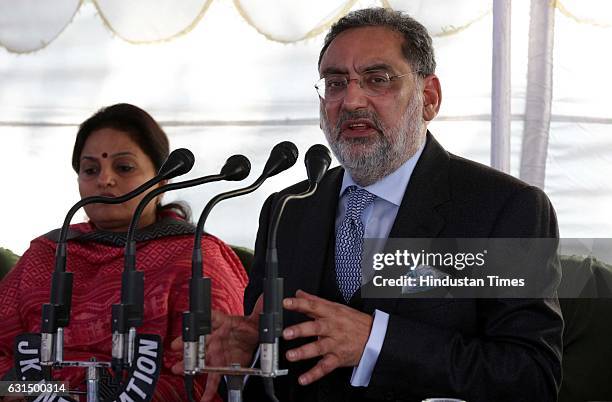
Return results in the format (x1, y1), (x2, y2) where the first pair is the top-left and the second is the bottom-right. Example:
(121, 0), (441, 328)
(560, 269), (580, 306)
(335, 185), (377, 302)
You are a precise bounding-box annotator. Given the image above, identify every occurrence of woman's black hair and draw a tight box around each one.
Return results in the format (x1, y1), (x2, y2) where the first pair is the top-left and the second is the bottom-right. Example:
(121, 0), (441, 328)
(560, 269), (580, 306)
(72, 103), (191, 220)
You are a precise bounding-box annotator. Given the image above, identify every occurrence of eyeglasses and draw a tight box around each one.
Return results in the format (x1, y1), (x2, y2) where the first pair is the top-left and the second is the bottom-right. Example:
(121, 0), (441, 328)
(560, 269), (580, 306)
(314, 71), (410, 101)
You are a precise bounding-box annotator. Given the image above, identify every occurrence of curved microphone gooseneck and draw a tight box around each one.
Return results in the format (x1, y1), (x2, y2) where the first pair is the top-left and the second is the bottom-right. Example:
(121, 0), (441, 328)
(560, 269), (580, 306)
(110, 154), (250, 381)
(183, 141), (298, 402)
(260, 144), (331, 402)
(40, 148), (195, 379)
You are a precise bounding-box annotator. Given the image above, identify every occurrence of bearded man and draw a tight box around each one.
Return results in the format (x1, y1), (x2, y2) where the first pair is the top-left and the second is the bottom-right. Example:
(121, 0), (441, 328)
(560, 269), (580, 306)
(174, 7), (563, 402)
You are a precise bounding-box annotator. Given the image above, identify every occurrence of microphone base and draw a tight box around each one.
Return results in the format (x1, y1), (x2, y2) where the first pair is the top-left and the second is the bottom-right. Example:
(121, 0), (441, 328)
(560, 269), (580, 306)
(199, 366), (288, 378)
(51, 360), (112, 369)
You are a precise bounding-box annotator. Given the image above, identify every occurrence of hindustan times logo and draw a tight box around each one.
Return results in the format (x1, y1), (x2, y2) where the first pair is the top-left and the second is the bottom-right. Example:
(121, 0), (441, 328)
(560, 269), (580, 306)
(372, 249), (487, 271)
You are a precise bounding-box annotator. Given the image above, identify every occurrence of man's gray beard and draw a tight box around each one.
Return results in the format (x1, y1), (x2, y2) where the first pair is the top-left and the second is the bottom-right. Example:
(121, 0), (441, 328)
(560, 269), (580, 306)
(321, 93), (425, 187)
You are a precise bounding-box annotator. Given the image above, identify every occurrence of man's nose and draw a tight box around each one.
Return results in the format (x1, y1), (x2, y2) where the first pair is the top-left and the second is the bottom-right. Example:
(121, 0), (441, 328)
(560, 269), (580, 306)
(341, 79), (369, 111)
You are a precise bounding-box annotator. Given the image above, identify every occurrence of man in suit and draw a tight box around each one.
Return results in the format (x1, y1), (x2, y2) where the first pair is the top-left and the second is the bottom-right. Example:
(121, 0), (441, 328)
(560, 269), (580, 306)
(174, 7), (563, 402)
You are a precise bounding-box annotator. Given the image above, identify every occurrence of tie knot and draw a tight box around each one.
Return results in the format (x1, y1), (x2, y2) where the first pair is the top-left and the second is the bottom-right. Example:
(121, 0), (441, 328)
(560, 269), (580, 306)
(345, 186), (376, 220)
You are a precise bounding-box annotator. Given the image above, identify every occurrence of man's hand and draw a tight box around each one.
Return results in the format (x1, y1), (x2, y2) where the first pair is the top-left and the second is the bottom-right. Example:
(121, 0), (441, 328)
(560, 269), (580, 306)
(171, 296), (262, 402)
(282, 289), (373, 386)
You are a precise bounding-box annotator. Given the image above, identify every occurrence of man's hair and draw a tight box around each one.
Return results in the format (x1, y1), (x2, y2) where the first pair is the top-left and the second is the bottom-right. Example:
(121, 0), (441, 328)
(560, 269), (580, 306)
(318, 7), (436, 77)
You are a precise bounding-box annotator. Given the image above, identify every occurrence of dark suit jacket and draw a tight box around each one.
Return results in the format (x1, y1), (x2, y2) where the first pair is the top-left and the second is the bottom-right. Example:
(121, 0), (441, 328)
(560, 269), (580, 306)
(244, 133), (563, 402)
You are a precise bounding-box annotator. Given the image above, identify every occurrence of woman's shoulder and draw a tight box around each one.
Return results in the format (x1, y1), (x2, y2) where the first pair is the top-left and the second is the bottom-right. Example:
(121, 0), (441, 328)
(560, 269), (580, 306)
(41, 222), (95, 243)
(200, 234), (249, 285)
(199, 233), (237, 260)
(1, 225), (77, 284)
(16, 222), (93, 263)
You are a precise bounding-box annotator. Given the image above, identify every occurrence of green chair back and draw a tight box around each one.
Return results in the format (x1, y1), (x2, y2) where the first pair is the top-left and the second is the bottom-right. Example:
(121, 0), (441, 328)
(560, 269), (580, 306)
(0, 247), (19, 280)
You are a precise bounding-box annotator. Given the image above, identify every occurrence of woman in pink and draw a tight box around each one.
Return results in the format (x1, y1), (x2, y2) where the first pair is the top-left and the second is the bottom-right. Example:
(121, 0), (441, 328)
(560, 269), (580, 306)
(0, 103), (247, 401)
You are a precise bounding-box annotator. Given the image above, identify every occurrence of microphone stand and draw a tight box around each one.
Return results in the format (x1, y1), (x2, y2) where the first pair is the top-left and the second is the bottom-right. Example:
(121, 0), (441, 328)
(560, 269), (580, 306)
(260, 183), (321, 402)
(259, 144), (331, 376)
(111, 154), (250, 394)
(39, 149), (194, 386)
(260, 144), (331, 401)
(195, 187), (317, 402)
(187, 142), (300, 402)
(195, 144), (330, 402)
(30, 150), (195, 401)
(185, 169), (285, 401)
(40, 176), (170, 383)
(259, 144), (330, 401)
(112, 172), (227, 382)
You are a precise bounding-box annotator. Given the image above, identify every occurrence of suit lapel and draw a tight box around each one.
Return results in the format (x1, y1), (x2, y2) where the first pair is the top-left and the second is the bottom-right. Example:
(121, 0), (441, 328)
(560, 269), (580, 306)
(283, 167), (343, 298)
(363, 133), (452, 311)
(389, 133), (450, 238)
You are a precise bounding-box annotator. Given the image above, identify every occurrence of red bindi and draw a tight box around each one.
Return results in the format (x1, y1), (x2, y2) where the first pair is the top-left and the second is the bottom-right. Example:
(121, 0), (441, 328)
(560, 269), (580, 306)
(102, 152), (108, 158)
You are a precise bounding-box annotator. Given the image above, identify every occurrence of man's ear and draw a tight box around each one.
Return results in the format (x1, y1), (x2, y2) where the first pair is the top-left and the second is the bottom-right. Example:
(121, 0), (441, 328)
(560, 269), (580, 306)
(421, 74), (442, 122)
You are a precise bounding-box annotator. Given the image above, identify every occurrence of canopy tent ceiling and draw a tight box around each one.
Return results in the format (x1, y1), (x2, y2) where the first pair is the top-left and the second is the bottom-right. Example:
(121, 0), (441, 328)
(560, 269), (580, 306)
(2, 0), (610, 52)
(0, 0), (610, 254)
(0, 0), (496, 51)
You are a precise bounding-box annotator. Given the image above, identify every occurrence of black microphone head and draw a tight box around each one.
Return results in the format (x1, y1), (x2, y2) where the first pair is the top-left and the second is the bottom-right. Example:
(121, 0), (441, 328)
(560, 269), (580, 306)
(305, 144), (331, 185)
(221, 154), (251, 181)
(158, 148), (195, 180)
(263, 141), (299, 178)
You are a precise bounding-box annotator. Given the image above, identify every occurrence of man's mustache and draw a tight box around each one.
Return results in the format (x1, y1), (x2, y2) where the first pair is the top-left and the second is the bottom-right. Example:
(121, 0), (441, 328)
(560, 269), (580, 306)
(334, 110), (384, 135)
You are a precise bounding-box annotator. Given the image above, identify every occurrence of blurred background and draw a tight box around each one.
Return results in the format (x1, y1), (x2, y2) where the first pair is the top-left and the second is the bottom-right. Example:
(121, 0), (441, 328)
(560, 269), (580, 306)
(1, 0), (611, 254)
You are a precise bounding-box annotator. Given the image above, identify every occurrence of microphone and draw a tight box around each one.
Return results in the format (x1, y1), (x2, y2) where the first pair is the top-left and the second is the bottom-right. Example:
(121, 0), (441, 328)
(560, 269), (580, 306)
(40, 148), (194, 374)
(192, 141), (298, 266)
(157, 148), (196, 180)
(220, 154), (252, 181)
(262, 141), (299, 178)
(267, 144), (331, 275)
(182, 142), (298, 401)
(259, 144), (331, 385)
(124, 154), (250, 272)
(112, 155), (250, 380)
(305, 144), (332, 186)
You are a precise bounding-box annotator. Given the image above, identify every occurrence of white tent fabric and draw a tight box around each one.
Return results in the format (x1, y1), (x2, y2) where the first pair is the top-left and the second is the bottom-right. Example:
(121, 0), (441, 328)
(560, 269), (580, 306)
(0, 0), (492, 52)
(0, 0), (81, 53)
(93, 0), (214, 44)
(0, 0), (610, 255)
(491, 0), (511, 173)
(520, 0), (555, 188)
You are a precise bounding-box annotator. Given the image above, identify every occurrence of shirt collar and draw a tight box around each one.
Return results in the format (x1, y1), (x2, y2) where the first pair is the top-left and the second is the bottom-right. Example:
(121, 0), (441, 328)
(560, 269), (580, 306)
(339, 141), (425, 206)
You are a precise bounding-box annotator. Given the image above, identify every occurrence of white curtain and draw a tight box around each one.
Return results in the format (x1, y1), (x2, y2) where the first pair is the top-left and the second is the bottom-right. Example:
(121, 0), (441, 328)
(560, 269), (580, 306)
(519, 0), (556, 188)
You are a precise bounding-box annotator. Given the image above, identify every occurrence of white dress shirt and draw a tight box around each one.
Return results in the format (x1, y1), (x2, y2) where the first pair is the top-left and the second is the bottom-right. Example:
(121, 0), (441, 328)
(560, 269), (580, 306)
(334, 143), (425, 387)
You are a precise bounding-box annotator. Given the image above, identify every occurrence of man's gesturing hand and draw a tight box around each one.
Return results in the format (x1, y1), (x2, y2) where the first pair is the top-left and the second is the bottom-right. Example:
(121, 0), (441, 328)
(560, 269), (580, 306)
(282, 290), (373, 386)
